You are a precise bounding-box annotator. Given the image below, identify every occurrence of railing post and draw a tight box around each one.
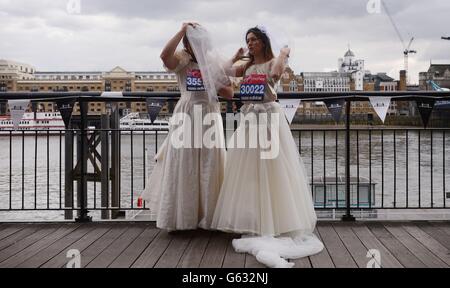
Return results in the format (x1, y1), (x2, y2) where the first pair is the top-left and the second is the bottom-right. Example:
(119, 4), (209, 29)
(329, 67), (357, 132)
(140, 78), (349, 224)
(76, 100), (92, 223)
(110, 108), (121, 219)
(64, 127), (74, 220)
(101, 114), (110, 219)
(342, 98), (355, 222)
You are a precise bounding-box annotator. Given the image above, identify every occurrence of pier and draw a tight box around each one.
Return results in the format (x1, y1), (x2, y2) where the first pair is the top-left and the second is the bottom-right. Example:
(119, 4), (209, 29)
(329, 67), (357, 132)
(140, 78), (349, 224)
(0, 221), (448, 268)
(0, 91), (450, 268)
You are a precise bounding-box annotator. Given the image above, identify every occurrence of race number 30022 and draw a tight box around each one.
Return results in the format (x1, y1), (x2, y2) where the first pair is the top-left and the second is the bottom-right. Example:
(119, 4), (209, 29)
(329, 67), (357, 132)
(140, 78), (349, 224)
(240, 74), (267, 101)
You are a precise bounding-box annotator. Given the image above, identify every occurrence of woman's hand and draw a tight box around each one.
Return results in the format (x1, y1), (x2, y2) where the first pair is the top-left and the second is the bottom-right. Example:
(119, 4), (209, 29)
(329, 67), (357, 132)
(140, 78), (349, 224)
(280, 46), (291, 58)
(181, 22), (199, 34)
(270, 46), (291, 81)
(232, 47), (246, 63)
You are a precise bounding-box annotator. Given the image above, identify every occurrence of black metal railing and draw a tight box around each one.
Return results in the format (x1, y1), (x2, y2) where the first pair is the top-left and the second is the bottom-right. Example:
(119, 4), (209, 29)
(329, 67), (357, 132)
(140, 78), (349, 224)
(1, 91), (450, 222)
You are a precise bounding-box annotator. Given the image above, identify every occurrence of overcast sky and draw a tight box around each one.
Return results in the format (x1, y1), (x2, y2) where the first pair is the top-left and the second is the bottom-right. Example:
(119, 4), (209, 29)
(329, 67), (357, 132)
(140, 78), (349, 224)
(1, 0), (449, 84)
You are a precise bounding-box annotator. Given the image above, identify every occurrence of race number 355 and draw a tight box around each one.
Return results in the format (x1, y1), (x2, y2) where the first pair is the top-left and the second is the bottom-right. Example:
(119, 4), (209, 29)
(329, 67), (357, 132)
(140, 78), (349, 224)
(186, 69), (205, 91)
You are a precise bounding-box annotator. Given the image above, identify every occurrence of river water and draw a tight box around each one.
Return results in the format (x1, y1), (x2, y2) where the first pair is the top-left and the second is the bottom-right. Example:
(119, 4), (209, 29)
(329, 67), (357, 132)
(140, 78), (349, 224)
(0, 129), (449, 221)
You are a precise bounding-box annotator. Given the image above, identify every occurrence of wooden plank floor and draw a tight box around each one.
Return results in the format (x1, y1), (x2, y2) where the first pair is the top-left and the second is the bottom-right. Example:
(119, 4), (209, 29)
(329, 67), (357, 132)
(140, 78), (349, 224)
(0, 221), (448, 268)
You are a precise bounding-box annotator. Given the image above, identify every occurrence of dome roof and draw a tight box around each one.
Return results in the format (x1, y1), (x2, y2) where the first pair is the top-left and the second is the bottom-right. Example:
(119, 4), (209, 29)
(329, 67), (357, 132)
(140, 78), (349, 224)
(344, 49), (355, 57)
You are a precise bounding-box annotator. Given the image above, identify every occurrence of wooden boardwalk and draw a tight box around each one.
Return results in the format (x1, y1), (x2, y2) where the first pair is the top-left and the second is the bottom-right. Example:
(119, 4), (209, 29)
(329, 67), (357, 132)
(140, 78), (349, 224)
(0, 221), (448, 268)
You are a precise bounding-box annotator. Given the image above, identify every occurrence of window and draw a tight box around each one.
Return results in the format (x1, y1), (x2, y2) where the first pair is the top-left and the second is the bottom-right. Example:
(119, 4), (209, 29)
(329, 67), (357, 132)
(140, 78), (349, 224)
(289, 80), (297, 92)
(105, 81), (111, 92)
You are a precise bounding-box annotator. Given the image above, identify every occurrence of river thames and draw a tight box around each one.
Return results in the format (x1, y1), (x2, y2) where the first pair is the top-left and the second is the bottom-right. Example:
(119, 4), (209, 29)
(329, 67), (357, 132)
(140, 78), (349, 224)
(0, 128), (449, 221)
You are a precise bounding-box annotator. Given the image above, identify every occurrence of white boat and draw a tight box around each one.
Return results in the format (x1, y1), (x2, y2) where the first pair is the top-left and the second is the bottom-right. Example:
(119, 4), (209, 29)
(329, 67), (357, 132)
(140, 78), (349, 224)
(0, 112), (66, 135)
(0, 111), (170, 135)
(119, 112), (169, 134)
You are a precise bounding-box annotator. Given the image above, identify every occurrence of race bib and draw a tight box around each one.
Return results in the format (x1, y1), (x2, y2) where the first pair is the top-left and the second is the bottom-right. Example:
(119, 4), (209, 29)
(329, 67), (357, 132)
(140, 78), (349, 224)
(240, 74), (266, 101)
(186, 69), (205, 91)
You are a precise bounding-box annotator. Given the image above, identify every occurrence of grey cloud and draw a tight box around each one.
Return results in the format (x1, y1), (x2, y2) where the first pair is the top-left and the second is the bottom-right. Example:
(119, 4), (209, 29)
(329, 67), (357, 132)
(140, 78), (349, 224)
(0, 0), (449, 84)
(80, 0), (407, 21)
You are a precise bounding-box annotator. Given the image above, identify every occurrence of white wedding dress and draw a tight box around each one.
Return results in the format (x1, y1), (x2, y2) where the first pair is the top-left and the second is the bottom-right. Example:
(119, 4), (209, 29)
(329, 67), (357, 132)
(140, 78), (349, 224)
(141, 49), (226, 231)
(211, 60), (324, 268)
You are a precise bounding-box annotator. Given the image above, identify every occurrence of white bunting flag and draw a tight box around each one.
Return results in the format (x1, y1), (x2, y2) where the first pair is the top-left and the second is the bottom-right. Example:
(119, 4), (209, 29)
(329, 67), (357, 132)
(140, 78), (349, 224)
(279, 99), (301, 124)
(369, 97), (391, 123)
(8, 100), (30, 130)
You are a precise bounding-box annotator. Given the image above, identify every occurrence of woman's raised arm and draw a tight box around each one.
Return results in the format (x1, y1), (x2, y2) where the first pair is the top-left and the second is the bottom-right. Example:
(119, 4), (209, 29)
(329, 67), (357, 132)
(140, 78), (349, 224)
(160, 23), (192, 70)
(270, 46), (290, 82)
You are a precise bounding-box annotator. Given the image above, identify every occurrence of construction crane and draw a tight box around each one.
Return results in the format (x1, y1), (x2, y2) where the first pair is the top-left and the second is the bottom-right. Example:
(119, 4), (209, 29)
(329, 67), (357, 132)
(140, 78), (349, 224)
(403, 37), (417, 84)
(382, 0), (417, 84)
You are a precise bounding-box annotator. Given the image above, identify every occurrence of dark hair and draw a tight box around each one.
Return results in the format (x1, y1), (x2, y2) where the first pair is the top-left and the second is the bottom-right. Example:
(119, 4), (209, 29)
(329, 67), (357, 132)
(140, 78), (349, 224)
(244, 27), (275, 73)
(182, 35), (197, 63)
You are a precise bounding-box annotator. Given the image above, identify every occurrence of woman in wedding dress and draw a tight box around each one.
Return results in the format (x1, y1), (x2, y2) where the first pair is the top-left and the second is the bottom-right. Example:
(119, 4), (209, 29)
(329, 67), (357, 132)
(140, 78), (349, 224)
(211, 26), (324, 268)
(140, 23), (233, 231)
